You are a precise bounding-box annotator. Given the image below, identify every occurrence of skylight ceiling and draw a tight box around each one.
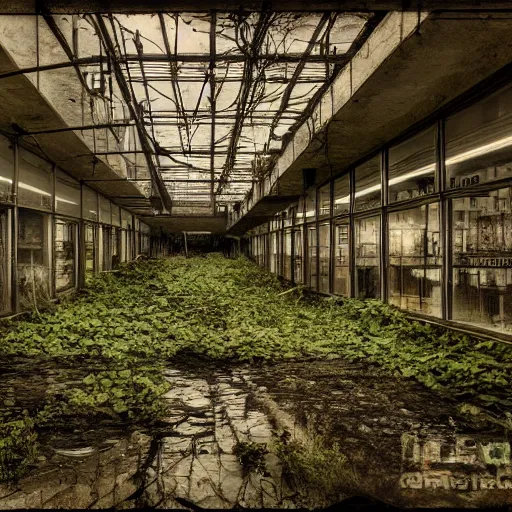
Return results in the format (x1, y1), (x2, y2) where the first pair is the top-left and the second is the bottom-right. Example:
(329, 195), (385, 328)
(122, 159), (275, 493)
(0, 10), (377, 216)
(104, 11), (372, 212)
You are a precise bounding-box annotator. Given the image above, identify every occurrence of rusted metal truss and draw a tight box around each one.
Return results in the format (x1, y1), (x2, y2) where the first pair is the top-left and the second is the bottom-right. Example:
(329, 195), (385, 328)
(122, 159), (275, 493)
(0, 9), (384, 214)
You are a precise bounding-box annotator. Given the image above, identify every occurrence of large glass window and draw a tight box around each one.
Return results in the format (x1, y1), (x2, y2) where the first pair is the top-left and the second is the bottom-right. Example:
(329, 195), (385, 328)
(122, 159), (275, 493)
(388, 203), (442, 316)
(296, 197), (305, 225)
(55, 170), (80, 218)
(17, 209), (51, 310)
(334, 221), (350, 297)
(102, 226), (112, 271)
(355, 216), (380, 298)
(333, 174), (350, 215)
(319, 221), (330, 293)
(452, 188), (512, 333)
(446, 83), (512, 190)
(112, 205), (121, 227)
(294, 228), (303, 283)
(85, 223), (97, 275)
(0, 137), (14, 203)
(18, 149), (52, 211)
(83, 187), (98, 221)
(355, 155), (381, 212)
(99, 195), (111, 224)
(112, 227), (120, 268)
(54, 219), (76, 291)
(305, 189), (316, 221)
(389, 125), (436, 203)
(284, 229), (292, 281)
(307, 224), (317, 289)
(0, 208), (11, 313)
(270, 232), (278, 274)
(319, 184), (331, 217)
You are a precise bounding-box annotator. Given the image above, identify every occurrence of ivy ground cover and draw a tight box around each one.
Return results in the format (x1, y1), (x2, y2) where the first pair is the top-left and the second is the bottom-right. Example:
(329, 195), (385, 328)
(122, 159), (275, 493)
(1, 254), (512, 481)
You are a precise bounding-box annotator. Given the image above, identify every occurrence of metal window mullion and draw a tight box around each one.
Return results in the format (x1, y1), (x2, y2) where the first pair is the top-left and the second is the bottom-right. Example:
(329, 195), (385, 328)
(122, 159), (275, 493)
(438, 118), (451, 320)
(51, 163), (56, 298)
(349, 168), (356, 298)
(381, 149), (388, 302)
(11, 138), (19, 312)
(329, 179), (335, 294)
(78, 181), (86, 288)
(316, 186), (320, 291)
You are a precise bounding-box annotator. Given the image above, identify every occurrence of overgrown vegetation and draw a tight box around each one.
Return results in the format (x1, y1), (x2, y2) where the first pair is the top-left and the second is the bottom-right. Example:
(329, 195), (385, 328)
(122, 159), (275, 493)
(233, 441), (269, 476)
(274, 431), (357, 509)
(1, 254), (512, 482)
(0, 412), (38, 482)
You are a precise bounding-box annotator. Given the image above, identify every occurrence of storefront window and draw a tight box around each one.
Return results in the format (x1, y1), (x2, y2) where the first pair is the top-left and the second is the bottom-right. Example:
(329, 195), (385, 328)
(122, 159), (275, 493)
(307, 224), (317, 289)
(355, 155), (381, 212)
(17, 209), (50, 310)
(270, 232), (278, 274)
(112, 227), (120, 268)
(55, 170), (80, 218)
(388, 203), (442, 316)
(334, 221), (350, 296)
(355, 215), (380, 298)
(333, 174), (350, 215)
(305, 189), (316, 221)
(112, 205), (121, 227)
(102, 226), (112, 271)
(0, 137), (14, 203)
(0, 208), (11, 313)
(18, 149), (52, 211)
(83, 187), (98, 221)
(452, 188), (512, 333)
(296, 197), (305, 225)
(99, 195), (111, 224)
(319, 221), (330, 293)
(54, 219), (76, 291)
(284, 229), (292, 281)
(446, 83), (512, 190)
(319, 184), (331, 217)
(85, 223), (96, 274)
(389, 125), (436, 203)
(294, 228), (303, 283)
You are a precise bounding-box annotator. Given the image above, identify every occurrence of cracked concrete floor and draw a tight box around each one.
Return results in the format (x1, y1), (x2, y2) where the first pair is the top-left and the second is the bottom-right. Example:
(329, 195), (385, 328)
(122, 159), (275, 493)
(1, 360), (511, 509)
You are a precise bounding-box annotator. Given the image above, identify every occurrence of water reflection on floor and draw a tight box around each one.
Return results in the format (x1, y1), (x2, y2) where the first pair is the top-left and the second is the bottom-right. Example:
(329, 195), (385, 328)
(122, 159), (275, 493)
(0, 359), (511, 509)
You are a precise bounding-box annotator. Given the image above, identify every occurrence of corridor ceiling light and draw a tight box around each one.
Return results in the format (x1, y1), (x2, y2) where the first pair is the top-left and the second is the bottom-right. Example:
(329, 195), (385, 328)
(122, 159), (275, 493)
(0, 176), (79, 205)
(334, 132), (512, 205)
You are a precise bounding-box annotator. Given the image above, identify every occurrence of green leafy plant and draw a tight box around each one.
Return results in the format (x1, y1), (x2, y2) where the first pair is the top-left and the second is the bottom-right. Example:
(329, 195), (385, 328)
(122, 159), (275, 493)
(0, 412), (38, 482)
(233, 441), (269, 476)
(273, 431), (356, 509)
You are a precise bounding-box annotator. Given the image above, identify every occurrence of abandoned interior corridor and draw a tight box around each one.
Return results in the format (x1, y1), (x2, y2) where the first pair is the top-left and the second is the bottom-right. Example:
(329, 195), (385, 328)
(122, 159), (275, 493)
(0, 1), (512, 509)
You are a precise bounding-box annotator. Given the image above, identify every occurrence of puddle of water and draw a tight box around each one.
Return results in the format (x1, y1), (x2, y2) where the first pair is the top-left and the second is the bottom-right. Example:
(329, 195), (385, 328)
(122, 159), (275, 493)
(0, 359), (511, 509)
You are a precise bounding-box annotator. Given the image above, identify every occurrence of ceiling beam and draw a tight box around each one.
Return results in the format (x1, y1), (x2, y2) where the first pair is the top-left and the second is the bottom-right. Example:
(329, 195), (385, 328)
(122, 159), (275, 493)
(93, 13), (173, 213)
(8, 1), (512, 13)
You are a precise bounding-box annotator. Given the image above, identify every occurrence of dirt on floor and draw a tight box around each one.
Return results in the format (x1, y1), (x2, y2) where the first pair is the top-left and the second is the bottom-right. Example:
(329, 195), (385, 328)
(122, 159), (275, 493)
(0, 357), (511, 509)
